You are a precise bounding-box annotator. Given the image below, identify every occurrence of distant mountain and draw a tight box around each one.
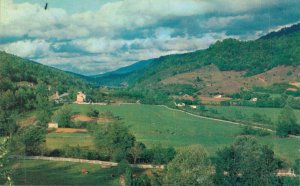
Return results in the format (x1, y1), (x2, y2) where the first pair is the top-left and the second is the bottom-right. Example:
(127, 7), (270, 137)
(88, 59), (157, 86)
(92, 59), (155, 78)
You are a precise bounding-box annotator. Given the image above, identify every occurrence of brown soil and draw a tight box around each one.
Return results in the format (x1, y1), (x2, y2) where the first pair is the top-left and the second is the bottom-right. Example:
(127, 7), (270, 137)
(199, 96), (232, 104)
(71, 115), (97, 122)
(290, 82), (300, 87)
(55, 128), (87, 133)
(72, 114), (113, 123)
(97, 118), (112, 123)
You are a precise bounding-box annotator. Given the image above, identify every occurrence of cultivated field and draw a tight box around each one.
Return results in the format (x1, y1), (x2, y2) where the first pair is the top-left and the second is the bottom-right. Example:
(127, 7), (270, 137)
(58, 104), (300, 163)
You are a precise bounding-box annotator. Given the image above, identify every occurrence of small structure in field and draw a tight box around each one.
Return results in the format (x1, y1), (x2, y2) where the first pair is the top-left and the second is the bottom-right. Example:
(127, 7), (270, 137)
(76, 91), (86, 103)
(190, 105), (197, 109)
(48, 122), (58, 129)
(175, 102), (185, 107)
(214, 94), (223, 99)
(250, 97), (258, 102)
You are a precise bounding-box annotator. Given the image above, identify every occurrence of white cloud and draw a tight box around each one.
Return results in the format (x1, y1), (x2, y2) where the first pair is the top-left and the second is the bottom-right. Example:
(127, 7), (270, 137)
(0, 39), (50, 58)
(0, 0), (297, 75)
(70, 38), (126, 53)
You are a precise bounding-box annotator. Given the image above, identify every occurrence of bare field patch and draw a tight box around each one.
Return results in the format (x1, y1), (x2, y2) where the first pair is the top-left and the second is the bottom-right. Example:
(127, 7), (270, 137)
(199, 96), (232, 104)
(55, 128), (88, 133)
(72, 114), (97, 122)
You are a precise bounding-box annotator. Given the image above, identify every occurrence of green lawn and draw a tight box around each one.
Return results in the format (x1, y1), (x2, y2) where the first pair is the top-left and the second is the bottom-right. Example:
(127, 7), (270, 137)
(66, 104), (300, 163)
(7, 160), (119, 186)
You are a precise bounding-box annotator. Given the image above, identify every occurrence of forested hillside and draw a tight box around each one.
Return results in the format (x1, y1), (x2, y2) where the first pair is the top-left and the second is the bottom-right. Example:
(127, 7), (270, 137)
(92, 23), (300, 89)
(0, 51), (89, 136)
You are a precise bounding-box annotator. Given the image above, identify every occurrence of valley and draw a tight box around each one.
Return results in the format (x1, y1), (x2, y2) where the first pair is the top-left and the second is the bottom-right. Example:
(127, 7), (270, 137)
(1, 22), (300, 186)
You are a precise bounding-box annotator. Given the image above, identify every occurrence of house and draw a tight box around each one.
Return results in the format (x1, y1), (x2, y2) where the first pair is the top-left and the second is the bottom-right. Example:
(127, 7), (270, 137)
(50, 92), (70, 103)
(76, 91), (86, 103)
(190, 105), (197, 109)
(48, 122), (58, 129)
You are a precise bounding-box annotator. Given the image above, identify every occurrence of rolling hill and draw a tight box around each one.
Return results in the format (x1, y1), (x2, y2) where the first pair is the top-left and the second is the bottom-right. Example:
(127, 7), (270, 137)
(0, 51), (89, 92)
(91, 23), (300, 97)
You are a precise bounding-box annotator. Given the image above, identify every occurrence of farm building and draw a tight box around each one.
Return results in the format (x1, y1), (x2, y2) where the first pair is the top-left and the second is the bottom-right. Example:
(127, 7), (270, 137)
(76, 92), (86, 103)
(48, 122), (58, 129)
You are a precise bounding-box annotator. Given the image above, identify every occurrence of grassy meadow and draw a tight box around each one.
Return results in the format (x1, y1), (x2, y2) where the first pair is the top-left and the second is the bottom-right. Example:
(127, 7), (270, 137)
(44, 104), (300, 163)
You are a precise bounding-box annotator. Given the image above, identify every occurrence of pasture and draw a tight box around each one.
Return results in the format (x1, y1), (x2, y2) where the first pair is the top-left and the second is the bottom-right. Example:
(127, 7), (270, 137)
(206, 105), (300, 125)
(59, 104), (300, 163)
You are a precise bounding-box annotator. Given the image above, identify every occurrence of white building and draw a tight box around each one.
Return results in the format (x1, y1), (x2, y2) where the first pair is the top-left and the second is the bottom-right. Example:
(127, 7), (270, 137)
(48, 122), (58, 129)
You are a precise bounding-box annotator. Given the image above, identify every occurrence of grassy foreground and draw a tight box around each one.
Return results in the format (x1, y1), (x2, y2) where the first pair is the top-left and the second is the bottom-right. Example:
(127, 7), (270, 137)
(7, 160), (120, 186)
(50, 104), (300, 163)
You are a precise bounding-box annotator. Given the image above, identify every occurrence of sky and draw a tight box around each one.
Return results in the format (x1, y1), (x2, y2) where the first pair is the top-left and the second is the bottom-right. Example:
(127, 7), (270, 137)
(0, 0), (299, 75)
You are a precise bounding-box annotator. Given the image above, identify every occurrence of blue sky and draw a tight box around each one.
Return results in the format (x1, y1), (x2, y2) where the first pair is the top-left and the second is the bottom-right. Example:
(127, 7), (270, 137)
(0, 0), (299, 75)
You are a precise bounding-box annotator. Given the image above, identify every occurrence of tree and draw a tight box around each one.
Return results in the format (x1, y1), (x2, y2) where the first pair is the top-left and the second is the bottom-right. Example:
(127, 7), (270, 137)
(0, 91), (17, 137)
(35, 82), (52, 127)
(151, 145), (176, 165)
(164, 145), (213, 186)
(214, 136), (278, 186)
(276, 106), (300, 137)
(53, 104), (73, 127)
(94, 122), (135, 161)
(129, 142), (146, 164)
(19, 126), (46, 155)
(0, 138), (12, 186)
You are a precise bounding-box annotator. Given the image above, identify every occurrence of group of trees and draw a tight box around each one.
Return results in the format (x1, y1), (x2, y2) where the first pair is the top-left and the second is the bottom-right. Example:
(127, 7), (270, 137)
(162, 136), (296, 186)
(92, 122), (176, 164)
(276, 106), (300, 136)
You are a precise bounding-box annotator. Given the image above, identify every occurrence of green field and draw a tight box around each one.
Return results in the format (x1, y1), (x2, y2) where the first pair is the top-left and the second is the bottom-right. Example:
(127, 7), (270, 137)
(49, 104), (300, 163)
(6, 160), (119, 186)
(206, 105), (300, 127)
(47, 132), (93, 150)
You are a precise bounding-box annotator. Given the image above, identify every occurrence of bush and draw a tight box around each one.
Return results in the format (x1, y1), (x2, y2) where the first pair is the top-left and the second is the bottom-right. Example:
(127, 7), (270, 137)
(293, 159), (300, 175)
(141, 146), (176, 164)
(240, 126), (271, 137)
(87, 107), (99, 117)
